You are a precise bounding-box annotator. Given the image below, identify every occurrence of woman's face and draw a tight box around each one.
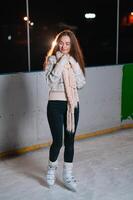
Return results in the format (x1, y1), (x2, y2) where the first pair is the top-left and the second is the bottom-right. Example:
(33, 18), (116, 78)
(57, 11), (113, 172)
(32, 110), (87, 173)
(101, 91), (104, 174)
(58, 35), (71, 54)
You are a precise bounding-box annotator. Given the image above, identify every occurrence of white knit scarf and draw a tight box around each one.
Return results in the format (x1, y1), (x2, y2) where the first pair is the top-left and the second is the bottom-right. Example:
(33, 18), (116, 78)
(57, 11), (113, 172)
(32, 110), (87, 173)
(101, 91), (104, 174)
(62, 63), (79, 133)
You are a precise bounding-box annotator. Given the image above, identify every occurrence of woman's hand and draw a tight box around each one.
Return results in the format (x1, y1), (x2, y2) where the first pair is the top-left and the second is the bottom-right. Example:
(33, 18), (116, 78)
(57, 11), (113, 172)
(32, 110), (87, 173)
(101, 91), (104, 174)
(58, 53), (70, 66)
(56, 51), (63, 60)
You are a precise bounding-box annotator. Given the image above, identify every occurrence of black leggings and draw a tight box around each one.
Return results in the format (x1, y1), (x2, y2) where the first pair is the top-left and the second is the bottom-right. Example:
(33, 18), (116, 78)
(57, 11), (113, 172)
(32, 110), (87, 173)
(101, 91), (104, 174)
(47, 100), (79, 163)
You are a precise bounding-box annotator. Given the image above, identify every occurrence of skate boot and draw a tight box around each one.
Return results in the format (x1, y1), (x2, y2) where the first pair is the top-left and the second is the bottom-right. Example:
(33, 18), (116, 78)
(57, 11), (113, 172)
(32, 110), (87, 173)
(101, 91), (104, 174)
(46, 160), (58, 187)
(63, 162), (77, 192)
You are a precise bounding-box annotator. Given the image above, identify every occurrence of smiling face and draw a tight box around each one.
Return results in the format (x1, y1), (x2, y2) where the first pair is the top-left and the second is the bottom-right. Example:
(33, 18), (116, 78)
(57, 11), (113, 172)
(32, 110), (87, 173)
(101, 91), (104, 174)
(58, 35), (71, 54)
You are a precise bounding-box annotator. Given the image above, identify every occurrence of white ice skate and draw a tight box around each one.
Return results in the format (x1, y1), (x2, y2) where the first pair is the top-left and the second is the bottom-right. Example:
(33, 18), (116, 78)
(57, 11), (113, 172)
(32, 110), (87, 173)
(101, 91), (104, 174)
(46, 160), (58, 187)
(63, 162), (77, 192)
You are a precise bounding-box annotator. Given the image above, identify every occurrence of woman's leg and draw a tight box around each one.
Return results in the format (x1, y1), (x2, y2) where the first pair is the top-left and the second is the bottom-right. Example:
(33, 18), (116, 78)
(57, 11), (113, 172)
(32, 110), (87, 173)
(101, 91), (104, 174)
(64, 103), (79, 162)
(46, 101), (65, 186)
(47, 101), (65, 162)
(63, 104), (79, 191)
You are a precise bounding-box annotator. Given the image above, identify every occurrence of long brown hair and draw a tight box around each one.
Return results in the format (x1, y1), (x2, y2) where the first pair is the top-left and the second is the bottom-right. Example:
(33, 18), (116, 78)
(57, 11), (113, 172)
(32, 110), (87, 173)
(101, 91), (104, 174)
(43, 29), (85, 75)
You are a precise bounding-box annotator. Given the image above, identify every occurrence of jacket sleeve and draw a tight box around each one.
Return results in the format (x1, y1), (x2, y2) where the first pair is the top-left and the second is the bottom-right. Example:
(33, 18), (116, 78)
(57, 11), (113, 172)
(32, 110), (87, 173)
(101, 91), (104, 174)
(45, 56), (65, 87)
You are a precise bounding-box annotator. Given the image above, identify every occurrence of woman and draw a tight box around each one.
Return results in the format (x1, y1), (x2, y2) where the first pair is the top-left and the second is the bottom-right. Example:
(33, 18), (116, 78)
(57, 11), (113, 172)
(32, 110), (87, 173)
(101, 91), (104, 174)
(43, 29), (86, 191)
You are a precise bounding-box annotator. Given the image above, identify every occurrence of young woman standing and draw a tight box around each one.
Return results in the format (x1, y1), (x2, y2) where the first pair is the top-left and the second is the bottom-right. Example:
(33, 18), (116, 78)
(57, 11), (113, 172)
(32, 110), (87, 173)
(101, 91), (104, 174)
(44, 29), (86, 191)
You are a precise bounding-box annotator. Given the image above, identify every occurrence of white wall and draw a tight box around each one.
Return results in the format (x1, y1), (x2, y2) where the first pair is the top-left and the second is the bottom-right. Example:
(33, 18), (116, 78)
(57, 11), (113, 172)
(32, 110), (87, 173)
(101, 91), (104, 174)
(0, 65), (124, 152)
(78, 65), (123, 133)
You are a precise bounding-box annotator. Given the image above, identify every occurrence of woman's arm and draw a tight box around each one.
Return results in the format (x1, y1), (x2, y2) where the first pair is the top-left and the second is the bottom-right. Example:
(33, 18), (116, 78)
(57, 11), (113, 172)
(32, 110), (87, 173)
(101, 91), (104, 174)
(45, 54), (69, 87)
